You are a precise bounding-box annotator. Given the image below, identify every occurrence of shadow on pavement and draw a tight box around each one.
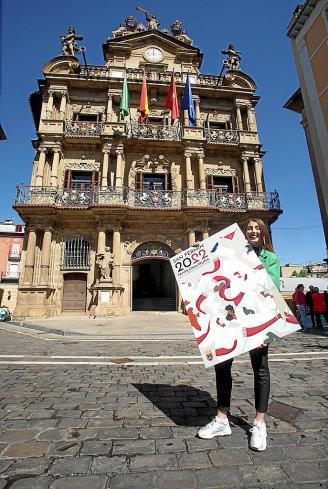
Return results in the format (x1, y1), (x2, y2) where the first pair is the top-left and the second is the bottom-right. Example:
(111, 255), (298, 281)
(132, 382), (251, 432)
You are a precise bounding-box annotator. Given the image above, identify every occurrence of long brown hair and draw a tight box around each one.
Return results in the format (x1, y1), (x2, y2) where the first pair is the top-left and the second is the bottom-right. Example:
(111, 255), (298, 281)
(244, 218), (274, 252)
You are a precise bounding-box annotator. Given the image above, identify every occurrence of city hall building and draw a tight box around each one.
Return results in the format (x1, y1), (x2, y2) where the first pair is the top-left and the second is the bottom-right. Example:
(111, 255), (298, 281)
(13, 13), (281, 318)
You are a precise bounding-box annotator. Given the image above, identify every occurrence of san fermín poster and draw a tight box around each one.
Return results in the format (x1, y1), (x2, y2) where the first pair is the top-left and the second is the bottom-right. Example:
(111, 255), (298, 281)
(170, 224), (300, 368)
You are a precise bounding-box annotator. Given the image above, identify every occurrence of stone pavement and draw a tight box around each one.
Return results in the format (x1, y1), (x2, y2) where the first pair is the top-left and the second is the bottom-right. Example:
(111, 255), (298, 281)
(0, 319), (327, 488)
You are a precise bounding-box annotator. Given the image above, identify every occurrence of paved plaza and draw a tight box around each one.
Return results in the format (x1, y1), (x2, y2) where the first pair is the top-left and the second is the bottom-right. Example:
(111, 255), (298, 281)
(0, 315), (327, 488)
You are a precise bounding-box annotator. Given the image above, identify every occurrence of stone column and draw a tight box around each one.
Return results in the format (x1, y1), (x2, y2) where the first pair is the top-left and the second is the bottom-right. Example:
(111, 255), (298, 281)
(23, 228), (37, 285)
(194, 96), (201, 126)
(102, 151), (110, 187)
(40, 228), (52, 285)
(185, 151), (193, 190)
(115, 146), (124, 187)
(35, 149), (47, 186)
(198, 152), (206, 190)
(254, 158), (263, 192)
(202, 228), (210, 240)
(51, 149), (61, 187)
(107, 92), (113, 122)
(242, 157), (251, 193)
(236, 105), (242, 130)
(46, 91), (54, 119)
(112, 226), (121, 284)
(188, 228), (196, 247)
(97, 228), (106, 254)
(59, 92), (67, 119)
(247, 105), (254, 131)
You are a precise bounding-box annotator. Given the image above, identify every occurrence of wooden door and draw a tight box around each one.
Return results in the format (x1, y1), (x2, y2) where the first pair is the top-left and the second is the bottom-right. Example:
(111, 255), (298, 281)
(62, 274), (87, 312)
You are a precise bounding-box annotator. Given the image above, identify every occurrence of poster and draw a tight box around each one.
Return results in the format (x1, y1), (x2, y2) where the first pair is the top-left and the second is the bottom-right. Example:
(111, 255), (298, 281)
(170, 223), (300, 368)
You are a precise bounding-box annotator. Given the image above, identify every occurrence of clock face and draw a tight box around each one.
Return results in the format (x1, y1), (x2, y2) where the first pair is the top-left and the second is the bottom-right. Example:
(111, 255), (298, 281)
(144, 47), (163, 62)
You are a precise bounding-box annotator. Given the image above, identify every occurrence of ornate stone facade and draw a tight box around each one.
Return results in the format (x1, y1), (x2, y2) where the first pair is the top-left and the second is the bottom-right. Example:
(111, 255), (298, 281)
(13, 14), (281, 318)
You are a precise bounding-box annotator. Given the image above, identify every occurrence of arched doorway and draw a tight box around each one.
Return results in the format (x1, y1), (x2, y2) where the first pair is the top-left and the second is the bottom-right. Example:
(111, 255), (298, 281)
(62, 273), (87, 312)
(132, 242), (176, 311)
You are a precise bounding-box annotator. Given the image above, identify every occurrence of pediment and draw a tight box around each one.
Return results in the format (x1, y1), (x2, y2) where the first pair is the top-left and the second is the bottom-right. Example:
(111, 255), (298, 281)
(222, 70), (257, 91)
(103, 30), (202, 68)
(43, 56), (81, 76)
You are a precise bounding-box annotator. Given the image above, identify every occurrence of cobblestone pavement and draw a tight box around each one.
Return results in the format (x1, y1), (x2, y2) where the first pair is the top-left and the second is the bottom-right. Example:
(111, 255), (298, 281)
(0, 325), (327, 488)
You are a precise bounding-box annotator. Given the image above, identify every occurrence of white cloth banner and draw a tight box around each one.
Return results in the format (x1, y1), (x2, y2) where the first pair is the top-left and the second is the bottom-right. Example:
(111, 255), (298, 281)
(170, 223), (300, 368)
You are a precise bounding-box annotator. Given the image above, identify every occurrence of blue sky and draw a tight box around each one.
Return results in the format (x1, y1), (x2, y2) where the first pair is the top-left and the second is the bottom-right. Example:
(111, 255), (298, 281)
(0, 0), (326, 265)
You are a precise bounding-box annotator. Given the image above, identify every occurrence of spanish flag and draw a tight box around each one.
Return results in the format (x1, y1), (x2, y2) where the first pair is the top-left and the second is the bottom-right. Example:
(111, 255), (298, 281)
(139, 70), (149, 123)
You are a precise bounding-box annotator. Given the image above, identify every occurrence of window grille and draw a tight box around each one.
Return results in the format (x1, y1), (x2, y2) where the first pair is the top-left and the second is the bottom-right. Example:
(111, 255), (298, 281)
(61, 237), (91, 270)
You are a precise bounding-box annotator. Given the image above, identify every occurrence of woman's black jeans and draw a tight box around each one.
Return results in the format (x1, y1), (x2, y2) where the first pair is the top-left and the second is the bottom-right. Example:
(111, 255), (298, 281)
(215, 346), (270, 414)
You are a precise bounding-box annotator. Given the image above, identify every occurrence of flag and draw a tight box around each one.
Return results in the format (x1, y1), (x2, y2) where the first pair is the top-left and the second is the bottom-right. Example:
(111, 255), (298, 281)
(139, 70), (149, 123)
(181, 74), (196, 127)
(165, 71), (180, 122)
(119, 75), (130, 119)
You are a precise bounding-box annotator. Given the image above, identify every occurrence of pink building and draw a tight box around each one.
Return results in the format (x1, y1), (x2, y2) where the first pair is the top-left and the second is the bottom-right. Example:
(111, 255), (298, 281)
(0, 220), (25, 311)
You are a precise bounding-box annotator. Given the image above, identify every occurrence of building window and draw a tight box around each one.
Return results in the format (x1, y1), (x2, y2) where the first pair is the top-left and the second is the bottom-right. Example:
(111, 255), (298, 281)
(73, 113), (99, 122)
(135, 173), (172, 191)
(7, 262), (19, 278)
(10, 243), (21, 258)
(206, 175), (235, 193)
(61, 237), (91, 270)
(16, 225), (23, 232)
(64, 170), (100, 189)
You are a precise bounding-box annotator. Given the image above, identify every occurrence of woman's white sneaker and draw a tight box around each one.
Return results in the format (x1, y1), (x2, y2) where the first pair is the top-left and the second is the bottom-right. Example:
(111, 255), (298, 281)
(197, 417), (232, 439)
(249, 421), (267, 451)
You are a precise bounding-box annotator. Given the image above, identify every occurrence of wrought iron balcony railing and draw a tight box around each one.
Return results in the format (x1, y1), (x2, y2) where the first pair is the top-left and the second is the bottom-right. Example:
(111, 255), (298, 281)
(15, 186), (281, 212)
(204, 128), (239, 144)
(65, 121), (104, 137)
(128, 122), (181, 141)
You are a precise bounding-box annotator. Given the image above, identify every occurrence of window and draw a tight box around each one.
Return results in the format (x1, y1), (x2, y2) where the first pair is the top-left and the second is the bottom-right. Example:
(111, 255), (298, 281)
(135, 173), (172, 191)
(73, 113), (99, 122)
(10, 243), (20, 257)
(209, 121), (227, 130)
(16, 225), (23, 232)
(206, 175), (234, 193)
(8, 262), (19, 278)
(64, 170), (99, 189)
(61, 237), (91, 270)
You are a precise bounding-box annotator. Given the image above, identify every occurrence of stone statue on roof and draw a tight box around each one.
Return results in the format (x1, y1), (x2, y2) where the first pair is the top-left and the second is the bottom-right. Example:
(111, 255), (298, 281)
(222, 44), (242, 71)
(170, 20), (193, 45)
(61, 27), (83, 56)
(136, 6), (160, 30)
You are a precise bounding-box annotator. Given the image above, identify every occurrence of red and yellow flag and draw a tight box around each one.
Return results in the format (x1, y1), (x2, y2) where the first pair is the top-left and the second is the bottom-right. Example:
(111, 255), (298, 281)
(165, 71), (180, 122)
(139, 71), (149, 123)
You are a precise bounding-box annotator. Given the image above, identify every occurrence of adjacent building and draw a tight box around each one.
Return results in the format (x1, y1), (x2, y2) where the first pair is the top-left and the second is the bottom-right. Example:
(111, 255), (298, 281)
(285, 0), (328, 252)
(13, 14), (281, 318)
(0, 220), (25, 312)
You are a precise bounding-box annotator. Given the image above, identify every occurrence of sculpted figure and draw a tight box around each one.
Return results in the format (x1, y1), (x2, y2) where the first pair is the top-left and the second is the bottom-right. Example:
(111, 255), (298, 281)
(222, 44), (242, 71)
(61, 27), (83, 56)
(96, 246), (114, 282)
(136, 6), (159, 30)
(112, 23), (127, 38)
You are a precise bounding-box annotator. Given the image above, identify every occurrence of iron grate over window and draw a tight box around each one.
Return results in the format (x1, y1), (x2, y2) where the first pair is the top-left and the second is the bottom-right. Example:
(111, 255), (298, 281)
(61, 237), (91, 270)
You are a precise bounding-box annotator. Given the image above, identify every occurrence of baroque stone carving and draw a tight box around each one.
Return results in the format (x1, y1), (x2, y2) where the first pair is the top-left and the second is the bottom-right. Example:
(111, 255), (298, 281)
(131, 241), (174, 262)
(61, 27), (83, 56)
(96, 246), (114, 282)
(222, 44), (241, 71)
(205, 166), (237, 176)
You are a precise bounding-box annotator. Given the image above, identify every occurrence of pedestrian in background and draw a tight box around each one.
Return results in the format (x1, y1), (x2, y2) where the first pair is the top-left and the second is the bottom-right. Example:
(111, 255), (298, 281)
(292, 284), (308, 330)
(305, 285), (315, 329)
(312, 287), (326, 330)
(197, 218), (281, 452)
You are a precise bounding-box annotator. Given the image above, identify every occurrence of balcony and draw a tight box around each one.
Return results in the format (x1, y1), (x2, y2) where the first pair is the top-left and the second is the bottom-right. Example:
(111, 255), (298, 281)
(127, 122), (181, 141)
(15, 185), (281, 212)
(204, 128), (239, 145)
(64, 121), (104, 137)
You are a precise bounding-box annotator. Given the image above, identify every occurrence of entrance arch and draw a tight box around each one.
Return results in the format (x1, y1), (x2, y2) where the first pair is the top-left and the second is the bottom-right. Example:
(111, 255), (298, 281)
(131, 242), (176, 311)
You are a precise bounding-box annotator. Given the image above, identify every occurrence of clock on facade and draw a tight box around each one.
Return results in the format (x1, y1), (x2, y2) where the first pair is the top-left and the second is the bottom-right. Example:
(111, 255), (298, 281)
(143, 47), (163, 62)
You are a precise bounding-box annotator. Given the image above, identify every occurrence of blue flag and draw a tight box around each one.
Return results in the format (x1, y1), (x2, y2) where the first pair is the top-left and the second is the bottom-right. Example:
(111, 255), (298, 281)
(181, 75), (196, 127)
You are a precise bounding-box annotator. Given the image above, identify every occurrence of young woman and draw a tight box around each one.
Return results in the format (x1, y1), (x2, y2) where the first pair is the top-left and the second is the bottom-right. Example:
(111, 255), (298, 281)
(197, 218), (281, 451)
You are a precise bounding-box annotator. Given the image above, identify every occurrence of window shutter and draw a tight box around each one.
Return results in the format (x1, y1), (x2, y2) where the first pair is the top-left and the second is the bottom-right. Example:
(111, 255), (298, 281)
(165, 173), (172, 191)
(64, 170), (71, 189)
(135, 173), (143, 190)
(93, 171), (100, 187)
(206, 175), (213, 190)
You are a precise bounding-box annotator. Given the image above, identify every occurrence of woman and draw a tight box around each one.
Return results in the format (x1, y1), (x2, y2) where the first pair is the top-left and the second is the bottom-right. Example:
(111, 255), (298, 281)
(292, 284), (308, 330)
(197, 218), (280, 451)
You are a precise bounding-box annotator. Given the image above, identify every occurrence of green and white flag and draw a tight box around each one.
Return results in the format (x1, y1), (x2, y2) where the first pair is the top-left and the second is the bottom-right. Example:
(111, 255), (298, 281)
(119, 75), (130, 119)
